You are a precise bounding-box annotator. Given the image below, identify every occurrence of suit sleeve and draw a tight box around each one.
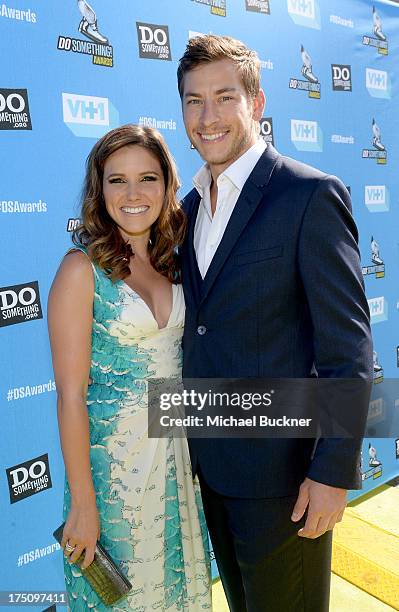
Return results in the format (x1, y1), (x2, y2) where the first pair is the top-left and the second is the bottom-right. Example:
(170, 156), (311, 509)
(297, 175), (373, 489)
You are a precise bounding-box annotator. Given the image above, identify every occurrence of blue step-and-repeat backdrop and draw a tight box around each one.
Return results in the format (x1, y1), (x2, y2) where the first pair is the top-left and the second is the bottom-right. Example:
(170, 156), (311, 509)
(1, 0), (399, 607)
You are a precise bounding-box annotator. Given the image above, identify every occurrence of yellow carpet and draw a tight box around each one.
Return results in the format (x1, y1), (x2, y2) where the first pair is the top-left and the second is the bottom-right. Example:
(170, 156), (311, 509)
(333, 485), (399, 610)
(211, 483), (399, 610)
(212, 574), (396, 611)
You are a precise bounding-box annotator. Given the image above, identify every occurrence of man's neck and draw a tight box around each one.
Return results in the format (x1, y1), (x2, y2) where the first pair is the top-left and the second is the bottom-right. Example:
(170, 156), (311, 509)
(208, 138), (257, 186)
(208, 137), (259, 215)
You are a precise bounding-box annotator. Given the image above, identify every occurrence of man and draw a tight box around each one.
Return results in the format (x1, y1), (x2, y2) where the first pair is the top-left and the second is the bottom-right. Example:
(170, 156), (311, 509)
(177, 35), (372, 611)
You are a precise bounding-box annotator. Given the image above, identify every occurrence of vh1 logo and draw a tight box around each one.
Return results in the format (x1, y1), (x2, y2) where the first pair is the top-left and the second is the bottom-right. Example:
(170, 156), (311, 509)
(291, 119), (322, 151)
(287, 0), (320, 29)
(366, 68), (391, 99)
(364, 185), (389, 212)
(62, 92), (119, 138)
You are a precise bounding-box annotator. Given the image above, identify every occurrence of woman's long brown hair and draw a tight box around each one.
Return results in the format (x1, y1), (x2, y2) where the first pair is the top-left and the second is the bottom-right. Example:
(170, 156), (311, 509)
(73, 124), (186, 283)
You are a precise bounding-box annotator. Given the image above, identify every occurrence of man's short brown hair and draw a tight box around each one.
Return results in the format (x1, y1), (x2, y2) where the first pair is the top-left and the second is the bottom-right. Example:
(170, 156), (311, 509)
(177, 34), (261, 99)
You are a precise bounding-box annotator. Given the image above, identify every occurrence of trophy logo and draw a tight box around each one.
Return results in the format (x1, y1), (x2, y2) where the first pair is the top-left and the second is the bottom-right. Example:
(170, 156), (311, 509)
(371, 236), (383, 267)
(362, 5), (388, 55)
(289, 45), (320, 99)
(372, 349), (384, 384)
(369, 442), (382, 468)
(362, 236), (385, 279)
(57, 1), (113, 67)
(362, 118), (387, 164)
(362, 442), (383, 481)
(77, 0), (108, 44)
(372, 5), (386, 42)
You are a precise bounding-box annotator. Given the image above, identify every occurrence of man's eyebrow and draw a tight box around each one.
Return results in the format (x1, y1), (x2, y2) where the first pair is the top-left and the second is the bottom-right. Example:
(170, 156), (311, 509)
(184, 87), (237, 98)
(184, 91), (201, 98)
(215, 87), (237, 95)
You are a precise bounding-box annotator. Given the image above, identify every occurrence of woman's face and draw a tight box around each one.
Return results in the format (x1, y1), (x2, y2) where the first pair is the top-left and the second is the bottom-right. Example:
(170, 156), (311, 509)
(102, 144), (166, 238)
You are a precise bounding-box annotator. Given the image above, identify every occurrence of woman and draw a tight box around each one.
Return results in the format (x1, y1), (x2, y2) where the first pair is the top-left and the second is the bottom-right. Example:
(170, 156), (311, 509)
(48, 124), (211, 611)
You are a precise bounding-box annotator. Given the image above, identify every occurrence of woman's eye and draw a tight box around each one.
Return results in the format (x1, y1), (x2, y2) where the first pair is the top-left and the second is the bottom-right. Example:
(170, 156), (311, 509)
(109, 178), (124, 183)
(142, 175), (157, 182)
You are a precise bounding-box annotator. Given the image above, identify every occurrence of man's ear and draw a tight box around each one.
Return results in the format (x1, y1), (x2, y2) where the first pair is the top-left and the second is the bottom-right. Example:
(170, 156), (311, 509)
(252, 89), (266, 121)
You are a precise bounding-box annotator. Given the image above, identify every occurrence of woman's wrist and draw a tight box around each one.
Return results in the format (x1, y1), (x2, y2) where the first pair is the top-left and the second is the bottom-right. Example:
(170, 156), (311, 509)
(70, 487), (97, 509)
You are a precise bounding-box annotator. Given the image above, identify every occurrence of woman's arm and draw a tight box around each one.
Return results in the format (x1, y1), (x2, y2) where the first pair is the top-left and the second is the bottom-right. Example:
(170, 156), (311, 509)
(48, 251), (99, 569)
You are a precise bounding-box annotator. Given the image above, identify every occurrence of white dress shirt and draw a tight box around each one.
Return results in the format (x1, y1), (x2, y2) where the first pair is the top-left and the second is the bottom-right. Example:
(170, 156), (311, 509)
(193, 138), (267, 278)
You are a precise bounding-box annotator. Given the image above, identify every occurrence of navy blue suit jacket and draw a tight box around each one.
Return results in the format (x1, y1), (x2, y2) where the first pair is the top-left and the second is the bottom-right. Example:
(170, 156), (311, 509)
(181, 145), (373, 498)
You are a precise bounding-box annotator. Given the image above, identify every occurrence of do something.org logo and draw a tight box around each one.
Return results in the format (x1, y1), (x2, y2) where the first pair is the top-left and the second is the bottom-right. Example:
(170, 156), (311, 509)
(245, 0), (270, 14)
(0, 89), (32, 130)
(331, 64), (352, 92)
(6, 453), (52, 504)
(0, 281), (43, 327)
(260, 117), (274, 146)
(136, 22), (172, 60)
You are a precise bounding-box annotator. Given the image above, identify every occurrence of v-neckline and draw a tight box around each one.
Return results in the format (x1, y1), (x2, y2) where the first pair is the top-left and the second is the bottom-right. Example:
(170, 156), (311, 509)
(119, 280), (175, 330)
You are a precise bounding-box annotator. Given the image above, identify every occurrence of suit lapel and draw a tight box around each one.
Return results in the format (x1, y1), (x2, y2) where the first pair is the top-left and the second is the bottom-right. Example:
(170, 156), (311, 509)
(199, 144), (280, 306)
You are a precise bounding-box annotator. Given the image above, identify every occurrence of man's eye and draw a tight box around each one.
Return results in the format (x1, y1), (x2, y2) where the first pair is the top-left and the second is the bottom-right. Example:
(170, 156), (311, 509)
(221, 96), (233, 102)
(187, 99), (201, 105)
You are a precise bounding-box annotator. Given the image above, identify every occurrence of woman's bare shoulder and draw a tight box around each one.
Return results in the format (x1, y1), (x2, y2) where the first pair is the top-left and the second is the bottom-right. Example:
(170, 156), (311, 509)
(51, 249), (94, 297)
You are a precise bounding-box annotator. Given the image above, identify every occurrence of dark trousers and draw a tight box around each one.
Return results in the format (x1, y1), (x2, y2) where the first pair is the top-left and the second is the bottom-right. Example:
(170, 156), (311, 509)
(199, 475), (332, 612)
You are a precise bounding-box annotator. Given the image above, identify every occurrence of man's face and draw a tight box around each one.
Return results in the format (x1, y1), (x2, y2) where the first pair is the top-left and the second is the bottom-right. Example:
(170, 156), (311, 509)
(182, 58), (265, 175)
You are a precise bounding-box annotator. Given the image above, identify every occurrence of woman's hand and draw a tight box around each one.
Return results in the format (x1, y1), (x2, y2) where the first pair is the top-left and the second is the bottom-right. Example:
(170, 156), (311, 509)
(61, 499), (100, 569)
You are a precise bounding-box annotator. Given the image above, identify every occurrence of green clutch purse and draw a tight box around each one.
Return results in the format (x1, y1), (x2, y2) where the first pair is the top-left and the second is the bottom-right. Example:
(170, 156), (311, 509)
(53, 523), (132, 606)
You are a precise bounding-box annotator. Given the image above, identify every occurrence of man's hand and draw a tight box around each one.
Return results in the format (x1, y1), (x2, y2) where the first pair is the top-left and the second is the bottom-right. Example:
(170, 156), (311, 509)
(291, 477), (347, 538)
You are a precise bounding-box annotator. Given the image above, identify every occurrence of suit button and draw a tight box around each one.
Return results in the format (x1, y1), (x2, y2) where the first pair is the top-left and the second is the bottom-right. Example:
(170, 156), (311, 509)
(197, 325), (207, 335)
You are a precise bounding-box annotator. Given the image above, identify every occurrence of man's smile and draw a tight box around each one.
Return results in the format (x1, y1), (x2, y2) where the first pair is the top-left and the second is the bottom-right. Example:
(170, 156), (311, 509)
(198, 131), (229, 143)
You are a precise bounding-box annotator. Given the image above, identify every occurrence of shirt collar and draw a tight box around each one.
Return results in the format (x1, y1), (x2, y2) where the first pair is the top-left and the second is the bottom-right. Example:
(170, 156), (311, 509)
(193, 163), (212, 198)
(192, 138), (267, 195)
